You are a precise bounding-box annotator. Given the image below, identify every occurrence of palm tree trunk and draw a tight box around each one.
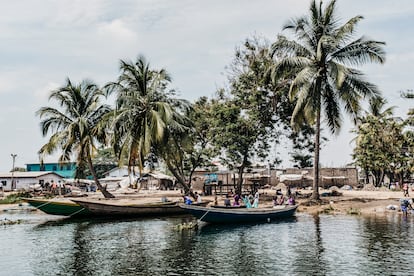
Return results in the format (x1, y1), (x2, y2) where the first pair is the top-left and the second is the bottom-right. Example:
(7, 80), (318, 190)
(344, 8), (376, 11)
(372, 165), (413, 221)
(237, 165), (244, 195)
(166, 162), (196, 199)
(87, 155), (115, 198)
(312, 108), (321, 200)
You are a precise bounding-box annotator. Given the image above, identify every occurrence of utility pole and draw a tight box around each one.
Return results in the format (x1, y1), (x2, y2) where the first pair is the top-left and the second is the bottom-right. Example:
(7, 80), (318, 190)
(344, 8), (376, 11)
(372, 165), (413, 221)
(11, 154), (17, 190)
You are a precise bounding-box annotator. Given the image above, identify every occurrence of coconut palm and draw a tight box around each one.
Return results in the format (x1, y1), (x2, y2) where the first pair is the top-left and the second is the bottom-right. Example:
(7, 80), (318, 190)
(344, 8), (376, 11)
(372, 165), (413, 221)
(108, 55), (191, 189)
(271, 0), (385, 200)
(37, 78), (115, 198)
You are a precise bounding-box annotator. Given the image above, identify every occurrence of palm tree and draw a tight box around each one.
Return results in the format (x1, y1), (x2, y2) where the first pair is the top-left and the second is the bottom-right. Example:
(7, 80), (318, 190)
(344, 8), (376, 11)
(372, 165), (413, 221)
(108, 55), (191, 190)
(271, 0), (385, 200)
(401, 90), (414, 126)
(365, 96), (395, 119)
(37, 78), (115, 198)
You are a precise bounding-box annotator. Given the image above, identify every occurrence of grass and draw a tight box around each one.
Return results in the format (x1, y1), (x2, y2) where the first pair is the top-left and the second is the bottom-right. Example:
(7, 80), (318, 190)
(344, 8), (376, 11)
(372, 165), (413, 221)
(347, 207), (361, 215)
(320, 204), (335, 214)
(0, 192), (31, 204)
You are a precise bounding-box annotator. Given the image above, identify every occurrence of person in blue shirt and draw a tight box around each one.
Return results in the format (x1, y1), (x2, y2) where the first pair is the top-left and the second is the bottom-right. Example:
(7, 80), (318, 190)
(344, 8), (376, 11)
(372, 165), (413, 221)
(183, 195), (193, 205)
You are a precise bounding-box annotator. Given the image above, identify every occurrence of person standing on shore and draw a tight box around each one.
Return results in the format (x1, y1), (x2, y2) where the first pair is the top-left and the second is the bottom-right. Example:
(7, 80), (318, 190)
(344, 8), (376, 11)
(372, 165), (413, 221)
(403, 183), (409, 197)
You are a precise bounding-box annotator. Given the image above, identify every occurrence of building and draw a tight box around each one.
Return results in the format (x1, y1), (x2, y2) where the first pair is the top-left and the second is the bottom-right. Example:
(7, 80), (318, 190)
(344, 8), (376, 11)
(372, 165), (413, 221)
(26, 162), (76, 178)
(0, 171), (63, 191)
(278, 167), (358, 188)
(102, 166), (141, 178)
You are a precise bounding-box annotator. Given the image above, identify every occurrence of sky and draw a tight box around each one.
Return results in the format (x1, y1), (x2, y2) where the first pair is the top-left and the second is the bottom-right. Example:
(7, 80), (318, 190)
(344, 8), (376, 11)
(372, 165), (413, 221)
(0, 0), (413, 171)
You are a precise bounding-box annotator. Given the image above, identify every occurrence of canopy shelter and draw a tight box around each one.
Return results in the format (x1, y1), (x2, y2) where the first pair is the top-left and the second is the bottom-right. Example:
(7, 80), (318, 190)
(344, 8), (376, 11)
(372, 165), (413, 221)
(140, 172), (175, 190)
(278, 174), (313, 188)
(321, 176), (347, 188)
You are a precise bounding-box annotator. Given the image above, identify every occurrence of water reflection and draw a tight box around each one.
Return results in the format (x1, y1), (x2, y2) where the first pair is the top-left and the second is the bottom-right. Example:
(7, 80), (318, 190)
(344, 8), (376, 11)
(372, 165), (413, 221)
(357, 214), (414, 275)
(1, 213), (414, 275)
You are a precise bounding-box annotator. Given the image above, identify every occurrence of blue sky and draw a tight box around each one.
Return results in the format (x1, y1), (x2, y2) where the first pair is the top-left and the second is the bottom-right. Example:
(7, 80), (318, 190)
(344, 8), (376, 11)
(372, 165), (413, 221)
(0, 0), (413, 171)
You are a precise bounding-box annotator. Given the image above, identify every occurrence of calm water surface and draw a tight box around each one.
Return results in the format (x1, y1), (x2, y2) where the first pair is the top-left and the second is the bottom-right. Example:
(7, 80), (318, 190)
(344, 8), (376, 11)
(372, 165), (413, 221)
(1, 207), (413, 276)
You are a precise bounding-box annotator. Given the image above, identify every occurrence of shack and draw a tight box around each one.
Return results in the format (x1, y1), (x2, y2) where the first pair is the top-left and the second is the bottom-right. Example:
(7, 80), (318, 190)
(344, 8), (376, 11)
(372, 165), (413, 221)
(0, 171), (63, 191)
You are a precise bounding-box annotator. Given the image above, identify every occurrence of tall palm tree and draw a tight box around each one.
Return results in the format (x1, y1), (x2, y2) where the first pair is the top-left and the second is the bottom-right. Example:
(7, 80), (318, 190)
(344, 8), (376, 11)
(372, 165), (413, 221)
(37, 78), (115, 198)
(271, 0), (385, 200)
(108, 55), (191, 189)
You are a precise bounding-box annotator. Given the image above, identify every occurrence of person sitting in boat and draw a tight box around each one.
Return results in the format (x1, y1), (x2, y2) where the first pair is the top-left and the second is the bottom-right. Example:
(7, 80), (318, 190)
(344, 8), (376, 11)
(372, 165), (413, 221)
(224, 194), (231, 207)
(195, 192), (202, 203)
(287, 195), (296, 205)
(248, 194), (254, 205)
(272, 196), (278, 206)
(233, 194), (241, 206)
(183, 195), (193, 205)
(277, 194), (286, 205)
(243, 195), (253, 208)
(252, 192), (259, 208)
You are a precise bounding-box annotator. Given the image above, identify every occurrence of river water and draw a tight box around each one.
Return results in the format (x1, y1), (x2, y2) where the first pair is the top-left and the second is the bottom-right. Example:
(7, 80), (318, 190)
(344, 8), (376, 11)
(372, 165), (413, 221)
(1, 208), (413, 276)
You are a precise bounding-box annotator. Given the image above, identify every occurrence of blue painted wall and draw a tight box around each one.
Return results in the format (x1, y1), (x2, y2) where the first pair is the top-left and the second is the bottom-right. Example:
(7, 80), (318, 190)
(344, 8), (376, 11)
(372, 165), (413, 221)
(26, 162), (76, 178)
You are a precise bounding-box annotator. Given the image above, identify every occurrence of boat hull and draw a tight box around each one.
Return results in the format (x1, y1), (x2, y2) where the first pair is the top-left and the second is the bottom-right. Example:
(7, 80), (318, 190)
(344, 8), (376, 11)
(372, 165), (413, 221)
(179, 204), (298, 224)
(71, 199), (206, 217)
(23, 198), (90, 217)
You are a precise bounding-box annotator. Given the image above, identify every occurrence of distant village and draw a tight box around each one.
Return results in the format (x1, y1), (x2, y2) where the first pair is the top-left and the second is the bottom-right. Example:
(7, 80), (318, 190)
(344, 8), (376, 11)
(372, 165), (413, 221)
(0, 161), (360, 194)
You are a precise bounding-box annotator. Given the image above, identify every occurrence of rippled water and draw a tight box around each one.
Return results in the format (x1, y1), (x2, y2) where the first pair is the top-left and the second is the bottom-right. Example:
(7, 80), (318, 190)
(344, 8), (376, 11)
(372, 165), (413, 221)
(1, 208), (413, 276)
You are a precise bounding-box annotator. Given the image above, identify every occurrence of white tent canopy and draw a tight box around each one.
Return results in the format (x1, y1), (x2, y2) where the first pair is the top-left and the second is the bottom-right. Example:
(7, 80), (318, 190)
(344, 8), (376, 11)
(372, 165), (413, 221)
(279, 174), (304, 182)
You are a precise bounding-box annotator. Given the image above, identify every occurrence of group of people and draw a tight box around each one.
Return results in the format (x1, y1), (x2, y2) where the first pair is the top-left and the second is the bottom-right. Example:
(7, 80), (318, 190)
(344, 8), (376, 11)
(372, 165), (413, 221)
(183, 192), (203, 205)
(273, 194), (295, 207)
(272, 188), (295, 207)
(183, 188), (297, 208)
(223, 192), (260, 208)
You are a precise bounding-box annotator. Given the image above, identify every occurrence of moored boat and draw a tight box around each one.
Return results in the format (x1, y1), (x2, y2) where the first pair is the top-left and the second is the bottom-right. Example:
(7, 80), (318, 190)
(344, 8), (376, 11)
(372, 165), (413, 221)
(71, 199), (211, 217)
(179, 204), (298, 224)
(22, 197), (90, 217)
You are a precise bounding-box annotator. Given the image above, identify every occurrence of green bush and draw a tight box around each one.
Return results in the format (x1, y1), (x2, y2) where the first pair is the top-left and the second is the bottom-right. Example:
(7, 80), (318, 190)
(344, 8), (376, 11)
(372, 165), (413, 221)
(0, 192), (31, 204)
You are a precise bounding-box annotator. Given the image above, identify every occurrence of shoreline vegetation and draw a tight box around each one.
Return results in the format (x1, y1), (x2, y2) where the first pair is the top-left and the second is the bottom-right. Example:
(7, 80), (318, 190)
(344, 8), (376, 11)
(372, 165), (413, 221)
(0, 189), (410, 218)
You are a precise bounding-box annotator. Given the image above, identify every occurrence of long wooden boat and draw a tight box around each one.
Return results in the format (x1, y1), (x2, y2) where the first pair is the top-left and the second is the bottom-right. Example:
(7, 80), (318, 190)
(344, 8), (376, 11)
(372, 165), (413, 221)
(22, 197), (90, 217)
(71, 199), (211, 217)
(179, 204), (298, 224)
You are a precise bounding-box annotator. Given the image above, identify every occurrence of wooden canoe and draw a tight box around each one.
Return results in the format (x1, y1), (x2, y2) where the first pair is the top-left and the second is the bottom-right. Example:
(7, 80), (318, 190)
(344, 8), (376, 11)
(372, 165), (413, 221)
(71, 199), (211, 217)
(179, 204), (298, 224)
(22, 197), (90, 217)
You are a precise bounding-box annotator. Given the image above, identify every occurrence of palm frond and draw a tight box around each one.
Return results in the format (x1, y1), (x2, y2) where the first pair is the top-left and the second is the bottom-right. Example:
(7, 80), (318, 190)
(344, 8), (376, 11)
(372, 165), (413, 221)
(332, 36), (386, 66)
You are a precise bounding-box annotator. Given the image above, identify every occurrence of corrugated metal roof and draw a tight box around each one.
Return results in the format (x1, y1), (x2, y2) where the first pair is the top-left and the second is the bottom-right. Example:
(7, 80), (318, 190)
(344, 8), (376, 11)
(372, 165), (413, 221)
(0, 171), (63, 178)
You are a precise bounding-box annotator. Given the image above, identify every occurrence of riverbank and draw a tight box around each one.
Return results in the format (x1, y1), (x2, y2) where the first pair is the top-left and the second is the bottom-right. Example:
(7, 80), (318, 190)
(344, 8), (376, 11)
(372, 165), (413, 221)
(0, 189), (409, 217)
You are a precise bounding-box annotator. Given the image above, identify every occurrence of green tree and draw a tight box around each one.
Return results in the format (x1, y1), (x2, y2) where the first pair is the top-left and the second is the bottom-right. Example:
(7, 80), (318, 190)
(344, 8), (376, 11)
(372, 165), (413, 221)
(352, 97), (395, 186)
(271, 0), (385, 199)
(353, 96), (413, 186)
(80, 147), (118, 179)
(209, 95), (263, 194)
(37, 78), (115, 198)
(210, 37), (286, 194)
(155, 97), (216, 197)
(108, 55), (191, 187)
(401, 90), (414, 126)
(399, 90), (414, 180)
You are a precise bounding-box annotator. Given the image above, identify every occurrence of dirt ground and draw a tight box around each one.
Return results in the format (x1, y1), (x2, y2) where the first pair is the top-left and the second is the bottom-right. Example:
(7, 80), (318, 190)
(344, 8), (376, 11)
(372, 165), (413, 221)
(0, 188), (410, 216)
